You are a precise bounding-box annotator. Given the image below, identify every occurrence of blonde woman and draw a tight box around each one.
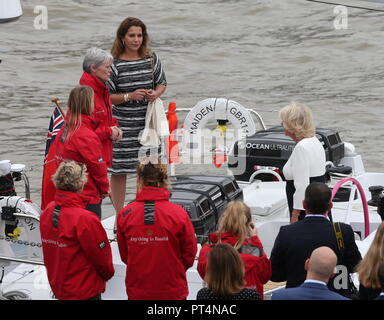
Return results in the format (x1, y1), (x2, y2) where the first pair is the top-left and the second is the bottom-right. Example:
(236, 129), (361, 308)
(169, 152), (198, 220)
(356, 222), (384, 299)
(55, 86), (109, 218)
(279, 102), (326, 223)
(116, 156), (197, 300)
(197, 201), (271, 299)
(107, 17), (167, 216)
(197, 243), (260, 300)
(40, 161), (114, 300)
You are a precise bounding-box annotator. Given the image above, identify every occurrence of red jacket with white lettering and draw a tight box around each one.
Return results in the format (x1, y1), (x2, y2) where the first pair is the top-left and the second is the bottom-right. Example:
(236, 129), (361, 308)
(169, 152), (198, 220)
(117, 186), (198, 300)
(197, 232), (272, 299)
(55, 114), (109, 205)
(79, 72), (118, 168)
(40, 190), (115, 300)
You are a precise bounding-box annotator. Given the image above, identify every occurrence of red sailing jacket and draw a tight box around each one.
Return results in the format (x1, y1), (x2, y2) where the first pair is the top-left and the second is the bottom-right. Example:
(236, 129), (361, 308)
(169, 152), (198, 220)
(79, 72), (118, 168)
(55, 114), (109, 205)
(40, 190), (114, 300)
(117, 186), (198, 300)
(197, 232), (272, 299)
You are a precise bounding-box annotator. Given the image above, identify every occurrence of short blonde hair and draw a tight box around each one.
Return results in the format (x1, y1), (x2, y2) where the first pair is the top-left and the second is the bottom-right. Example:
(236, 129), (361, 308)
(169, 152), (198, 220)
(217, 201), (252, 250)
(53, 161), (87, 193)
(279, 102), (315, 140)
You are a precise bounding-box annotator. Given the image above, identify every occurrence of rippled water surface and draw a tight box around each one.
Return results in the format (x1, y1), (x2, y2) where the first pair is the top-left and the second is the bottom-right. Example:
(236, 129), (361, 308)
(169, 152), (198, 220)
(1, 0), (384, 204)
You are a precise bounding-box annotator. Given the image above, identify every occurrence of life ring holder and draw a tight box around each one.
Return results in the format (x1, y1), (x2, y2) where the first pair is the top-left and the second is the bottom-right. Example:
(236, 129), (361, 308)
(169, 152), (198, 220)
(183, 98), (260, 137)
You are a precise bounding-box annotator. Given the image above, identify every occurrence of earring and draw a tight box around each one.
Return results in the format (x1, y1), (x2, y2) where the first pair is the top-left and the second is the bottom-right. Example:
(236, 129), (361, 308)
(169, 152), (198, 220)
(122, 40), (125, 46)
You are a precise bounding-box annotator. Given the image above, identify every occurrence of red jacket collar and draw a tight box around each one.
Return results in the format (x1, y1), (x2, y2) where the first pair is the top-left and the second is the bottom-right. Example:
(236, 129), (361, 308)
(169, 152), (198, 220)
(63, 113), (96, 130)
(54, 189), (88, 208)
(208, 232), (239, 245)
(80, 72), (108, 96)
(136, 187), (170, 202)
(80, 114), (97, 129)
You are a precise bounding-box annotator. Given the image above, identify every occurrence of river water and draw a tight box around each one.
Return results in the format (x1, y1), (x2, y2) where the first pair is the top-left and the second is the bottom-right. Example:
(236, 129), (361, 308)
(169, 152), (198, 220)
(1, 0), (384, 205)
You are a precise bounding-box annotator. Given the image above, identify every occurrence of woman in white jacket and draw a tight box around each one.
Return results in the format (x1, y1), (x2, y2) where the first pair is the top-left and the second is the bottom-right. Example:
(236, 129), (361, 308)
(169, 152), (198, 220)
(279, 102), (326, 224)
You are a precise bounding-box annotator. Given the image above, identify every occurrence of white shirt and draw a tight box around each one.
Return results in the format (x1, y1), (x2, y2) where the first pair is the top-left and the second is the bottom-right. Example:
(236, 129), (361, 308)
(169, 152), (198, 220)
(283, 136), (326, 210)
(304, 279), (327, 286)
(305, 214), (329, 220)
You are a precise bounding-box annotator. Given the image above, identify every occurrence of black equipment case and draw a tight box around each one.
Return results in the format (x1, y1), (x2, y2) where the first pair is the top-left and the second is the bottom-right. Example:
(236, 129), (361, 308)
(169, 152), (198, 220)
(228, 126), (344, 182)
(170, 175), (243, 243)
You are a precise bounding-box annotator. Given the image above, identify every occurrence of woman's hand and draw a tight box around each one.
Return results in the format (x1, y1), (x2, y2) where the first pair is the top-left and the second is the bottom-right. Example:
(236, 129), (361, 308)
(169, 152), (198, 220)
(111, 126), (123, 141)
(145, 89), (159, 102)
(290, 209), (301, 224)
(130, 89), (148, 100)
(247, 222), (258, 237)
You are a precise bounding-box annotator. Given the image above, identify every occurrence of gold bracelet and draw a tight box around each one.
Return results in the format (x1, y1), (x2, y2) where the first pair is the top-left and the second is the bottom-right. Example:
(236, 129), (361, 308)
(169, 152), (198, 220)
(123, 93), (130, 102)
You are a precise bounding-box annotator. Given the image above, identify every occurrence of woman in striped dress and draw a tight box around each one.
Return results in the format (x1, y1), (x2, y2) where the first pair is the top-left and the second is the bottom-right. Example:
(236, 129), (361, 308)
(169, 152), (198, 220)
(108, 17), (167, 216)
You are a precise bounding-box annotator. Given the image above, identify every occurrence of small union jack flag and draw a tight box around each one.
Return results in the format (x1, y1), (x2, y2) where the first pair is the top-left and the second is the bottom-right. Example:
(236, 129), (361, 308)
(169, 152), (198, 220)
(44, 105), (64, 158)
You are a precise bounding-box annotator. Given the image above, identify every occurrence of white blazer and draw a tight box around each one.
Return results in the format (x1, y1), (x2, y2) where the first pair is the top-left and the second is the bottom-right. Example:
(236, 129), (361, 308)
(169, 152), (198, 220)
(283, 136), (326, 210)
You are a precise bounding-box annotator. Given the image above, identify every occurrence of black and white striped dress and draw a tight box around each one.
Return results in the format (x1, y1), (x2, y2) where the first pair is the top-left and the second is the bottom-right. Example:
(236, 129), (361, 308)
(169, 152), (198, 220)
(107, 52), (167, 174)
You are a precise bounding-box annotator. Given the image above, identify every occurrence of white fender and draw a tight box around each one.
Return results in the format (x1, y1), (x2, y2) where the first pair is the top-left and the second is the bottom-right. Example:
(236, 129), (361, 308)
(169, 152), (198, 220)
(0, 197), (42, 264)
(183, 98), (257, 136)
(0, 0), (22, 23)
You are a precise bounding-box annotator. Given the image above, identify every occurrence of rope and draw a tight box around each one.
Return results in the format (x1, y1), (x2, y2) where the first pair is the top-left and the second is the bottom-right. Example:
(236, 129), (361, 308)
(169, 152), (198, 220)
(0, 268), (30, 300)
(0, 290), (30, 300)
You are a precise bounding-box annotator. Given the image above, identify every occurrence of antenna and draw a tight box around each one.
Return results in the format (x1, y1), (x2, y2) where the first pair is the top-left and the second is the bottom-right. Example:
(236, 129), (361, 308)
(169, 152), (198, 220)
(306, 0), (384, 12)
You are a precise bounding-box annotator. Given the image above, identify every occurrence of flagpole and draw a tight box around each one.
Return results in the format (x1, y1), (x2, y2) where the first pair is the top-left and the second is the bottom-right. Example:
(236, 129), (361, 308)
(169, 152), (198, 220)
(51, 97), (65, 116)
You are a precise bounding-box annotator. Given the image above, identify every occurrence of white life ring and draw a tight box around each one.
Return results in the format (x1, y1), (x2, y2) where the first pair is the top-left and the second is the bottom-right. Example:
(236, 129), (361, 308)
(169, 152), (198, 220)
(183, 98), (257, 136)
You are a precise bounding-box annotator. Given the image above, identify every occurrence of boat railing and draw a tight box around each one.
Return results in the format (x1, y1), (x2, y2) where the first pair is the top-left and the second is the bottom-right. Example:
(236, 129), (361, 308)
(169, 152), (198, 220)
(331, 177), (370, 238)
(10, 164), (31, 200)
(248, 168), (283, 184)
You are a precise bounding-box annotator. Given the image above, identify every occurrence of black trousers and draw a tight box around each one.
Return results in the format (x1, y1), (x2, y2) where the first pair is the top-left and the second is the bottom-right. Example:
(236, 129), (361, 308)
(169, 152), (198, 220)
(286, 175), (326, 220)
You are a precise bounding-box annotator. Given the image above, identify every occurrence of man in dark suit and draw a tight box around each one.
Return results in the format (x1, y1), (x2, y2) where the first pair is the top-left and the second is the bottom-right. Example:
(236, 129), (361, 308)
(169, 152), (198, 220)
(272, 246), (349, 300)
(270, 182), (361, 296)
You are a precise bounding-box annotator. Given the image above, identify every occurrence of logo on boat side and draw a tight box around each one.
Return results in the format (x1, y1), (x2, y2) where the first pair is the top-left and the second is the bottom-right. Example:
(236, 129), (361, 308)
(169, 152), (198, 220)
(99, 241), (106, 249)
(239, 142), (294, 152)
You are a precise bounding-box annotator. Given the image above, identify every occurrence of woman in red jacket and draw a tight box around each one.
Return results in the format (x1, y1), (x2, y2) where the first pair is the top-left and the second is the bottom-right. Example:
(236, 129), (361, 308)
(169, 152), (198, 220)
(79, 47), (123, 168)
(40, 161), (114, 300)
(117, 156), (197, 300)
(55, 86), (110, 217)
(197, 201), (271, 299)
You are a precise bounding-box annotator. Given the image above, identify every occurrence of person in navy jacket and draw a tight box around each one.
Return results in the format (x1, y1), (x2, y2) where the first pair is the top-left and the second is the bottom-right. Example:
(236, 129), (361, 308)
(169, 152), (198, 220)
(272, 246), (349, 300)
(270, 182), (361, 297)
